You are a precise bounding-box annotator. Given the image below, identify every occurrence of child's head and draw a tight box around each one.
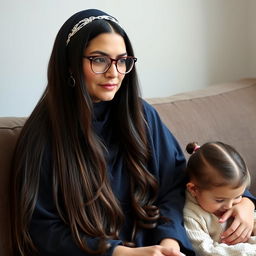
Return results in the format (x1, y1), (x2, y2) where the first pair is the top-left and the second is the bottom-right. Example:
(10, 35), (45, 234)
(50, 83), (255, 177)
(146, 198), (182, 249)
(185, 141), (251, 216)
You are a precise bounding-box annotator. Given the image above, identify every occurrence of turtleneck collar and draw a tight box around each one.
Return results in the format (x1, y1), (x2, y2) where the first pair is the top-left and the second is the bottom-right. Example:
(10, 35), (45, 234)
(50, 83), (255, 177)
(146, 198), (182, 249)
(93, 101), (112, 121)
(92, 101), (113, 136)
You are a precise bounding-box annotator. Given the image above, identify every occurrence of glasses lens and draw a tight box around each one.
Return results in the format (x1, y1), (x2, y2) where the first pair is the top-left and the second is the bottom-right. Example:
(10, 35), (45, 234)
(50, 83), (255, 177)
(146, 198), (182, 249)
(91, 57), (110, 73)
(89, 56), (136, 74)
(117, 57), (134, 74)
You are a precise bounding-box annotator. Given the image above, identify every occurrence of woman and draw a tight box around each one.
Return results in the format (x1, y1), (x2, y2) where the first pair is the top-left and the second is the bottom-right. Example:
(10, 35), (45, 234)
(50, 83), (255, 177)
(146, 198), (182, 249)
(10, 9), (254, 256)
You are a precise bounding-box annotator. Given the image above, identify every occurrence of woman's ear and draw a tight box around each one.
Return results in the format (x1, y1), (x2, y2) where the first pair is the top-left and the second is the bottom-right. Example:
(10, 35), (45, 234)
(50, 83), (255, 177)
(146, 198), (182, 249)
(186, 182), (198, 197)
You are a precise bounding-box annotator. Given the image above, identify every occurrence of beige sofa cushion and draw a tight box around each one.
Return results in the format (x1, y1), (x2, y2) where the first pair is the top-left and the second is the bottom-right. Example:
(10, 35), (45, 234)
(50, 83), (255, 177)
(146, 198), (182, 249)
(0, 117), (26, 256)
(148, 79), (256, 196)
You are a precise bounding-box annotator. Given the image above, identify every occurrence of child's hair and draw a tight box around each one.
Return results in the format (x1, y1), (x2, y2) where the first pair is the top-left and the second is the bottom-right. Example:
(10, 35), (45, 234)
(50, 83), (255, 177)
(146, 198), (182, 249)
(185, 141), (251, 190)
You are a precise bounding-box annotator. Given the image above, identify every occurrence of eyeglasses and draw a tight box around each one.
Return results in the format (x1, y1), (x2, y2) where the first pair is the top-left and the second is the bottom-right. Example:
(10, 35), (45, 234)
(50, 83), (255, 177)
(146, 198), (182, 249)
(83, 56), (137, 74)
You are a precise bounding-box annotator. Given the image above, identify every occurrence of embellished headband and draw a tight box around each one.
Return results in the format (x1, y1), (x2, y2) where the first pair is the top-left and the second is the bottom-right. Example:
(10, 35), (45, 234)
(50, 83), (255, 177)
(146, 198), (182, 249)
(66, 15), (120, 45)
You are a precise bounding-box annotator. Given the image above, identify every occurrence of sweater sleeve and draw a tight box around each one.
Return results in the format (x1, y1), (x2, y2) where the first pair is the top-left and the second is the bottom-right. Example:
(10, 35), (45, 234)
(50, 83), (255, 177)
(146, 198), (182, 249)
(184, 214), (256, 256)
(142, 101), (195, 255)
(242, 189), (256, 204)
(29, 149), (122, 256)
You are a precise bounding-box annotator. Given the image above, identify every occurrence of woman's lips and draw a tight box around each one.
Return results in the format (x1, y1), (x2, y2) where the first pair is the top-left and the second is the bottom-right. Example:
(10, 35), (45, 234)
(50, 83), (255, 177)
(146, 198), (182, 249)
(100, 83), (118, 90)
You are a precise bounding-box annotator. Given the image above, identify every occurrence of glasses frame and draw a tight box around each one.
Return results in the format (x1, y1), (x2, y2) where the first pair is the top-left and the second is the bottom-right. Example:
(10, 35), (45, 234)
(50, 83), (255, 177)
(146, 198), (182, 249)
(83, 55), (137, 74)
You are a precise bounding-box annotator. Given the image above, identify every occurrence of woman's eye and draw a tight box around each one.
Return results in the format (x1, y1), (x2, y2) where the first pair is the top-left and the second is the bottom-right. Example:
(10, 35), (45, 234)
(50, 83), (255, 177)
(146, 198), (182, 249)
(93, 57), (107, 64)
(118, 58), (127, 65)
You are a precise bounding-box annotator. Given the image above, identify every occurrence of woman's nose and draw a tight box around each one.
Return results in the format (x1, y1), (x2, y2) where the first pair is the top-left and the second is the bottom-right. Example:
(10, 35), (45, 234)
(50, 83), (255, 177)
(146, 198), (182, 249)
(105, 62), (118, 77)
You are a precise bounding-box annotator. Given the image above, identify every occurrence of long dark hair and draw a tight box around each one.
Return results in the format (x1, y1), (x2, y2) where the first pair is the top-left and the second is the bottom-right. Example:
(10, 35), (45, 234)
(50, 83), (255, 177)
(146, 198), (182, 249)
(186, 141), (250, 189)
(11, 10), (159, 255)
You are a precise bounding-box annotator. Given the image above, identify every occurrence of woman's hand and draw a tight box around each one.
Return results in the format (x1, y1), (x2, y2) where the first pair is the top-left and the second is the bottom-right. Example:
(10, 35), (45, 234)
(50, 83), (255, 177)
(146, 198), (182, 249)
(113, 242), (185, 256)
(219, 197), (255, 245)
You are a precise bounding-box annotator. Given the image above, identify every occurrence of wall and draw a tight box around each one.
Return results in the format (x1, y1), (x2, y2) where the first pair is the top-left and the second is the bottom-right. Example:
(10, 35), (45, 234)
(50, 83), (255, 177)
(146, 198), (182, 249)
(249, 0), (256, 76)
(0, 0), (255, 116)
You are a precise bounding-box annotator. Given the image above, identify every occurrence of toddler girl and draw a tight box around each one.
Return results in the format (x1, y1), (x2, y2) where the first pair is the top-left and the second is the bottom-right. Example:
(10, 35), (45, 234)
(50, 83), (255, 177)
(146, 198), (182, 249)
(184, 141), (256, 256)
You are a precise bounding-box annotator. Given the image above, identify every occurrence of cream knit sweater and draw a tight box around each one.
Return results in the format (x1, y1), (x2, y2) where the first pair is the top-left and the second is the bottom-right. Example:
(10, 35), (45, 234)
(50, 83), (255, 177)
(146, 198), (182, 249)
(184, 191), (256, 256)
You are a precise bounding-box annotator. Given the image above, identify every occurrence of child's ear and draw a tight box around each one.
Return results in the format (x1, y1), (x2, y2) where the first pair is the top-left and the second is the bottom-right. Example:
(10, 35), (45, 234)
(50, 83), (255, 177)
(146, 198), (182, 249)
(186, 182), (198, 197)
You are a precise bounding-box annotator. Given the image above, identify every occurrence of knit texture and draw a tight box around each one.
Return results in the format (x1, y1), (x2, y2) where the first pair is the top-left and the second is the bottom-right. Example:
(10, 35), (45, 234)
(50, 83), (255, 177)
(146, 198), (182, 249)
(184, 191), (256, 256)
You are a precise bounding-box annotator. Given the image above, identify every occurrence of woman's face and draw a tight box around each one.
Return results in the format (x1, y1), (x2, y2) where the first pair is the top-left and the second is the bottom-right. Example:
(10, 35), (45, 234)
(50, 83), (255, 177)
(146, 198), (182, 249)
(83, 32), (127, 102)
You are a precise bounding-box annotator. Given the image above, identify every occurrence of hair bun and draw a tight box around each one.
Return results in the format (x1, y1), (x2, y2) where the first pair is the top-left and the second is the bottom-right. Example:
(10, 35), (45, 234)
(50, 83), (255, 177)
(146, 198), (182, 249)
(186, 142), (199, 155)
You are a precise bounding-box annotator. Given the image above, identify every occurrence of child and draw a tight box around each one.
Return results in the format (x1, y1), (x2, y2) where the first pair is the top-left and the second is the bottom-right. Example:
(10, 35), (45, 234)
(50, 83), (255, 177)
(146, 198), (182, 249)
(183, 141), (256, 256)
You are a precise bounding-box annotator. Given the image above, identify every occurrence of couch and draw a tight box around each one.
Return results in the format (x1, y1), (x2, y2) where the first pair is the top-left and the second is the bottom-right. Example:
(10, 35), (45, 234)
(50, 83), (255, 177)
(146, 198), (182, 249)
(1, 78), (256, 255)
(146, 78), (256, 195)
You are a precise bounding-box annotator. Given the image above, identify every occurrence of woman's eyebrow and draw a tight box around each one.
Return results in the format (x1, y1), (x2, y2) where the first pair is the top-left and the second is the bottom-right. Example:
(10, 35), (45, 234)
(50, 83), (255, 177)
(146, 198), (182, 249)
(88, 50), (108, 56)
(87, 50), (127, 57)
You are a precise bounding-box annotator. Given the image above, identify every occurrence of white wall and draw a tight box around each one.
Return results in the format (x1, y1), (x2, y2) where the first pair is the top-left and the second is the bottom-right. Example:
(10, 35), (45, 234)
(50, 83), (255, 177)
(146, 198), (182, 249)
(0, 0), (255, 116)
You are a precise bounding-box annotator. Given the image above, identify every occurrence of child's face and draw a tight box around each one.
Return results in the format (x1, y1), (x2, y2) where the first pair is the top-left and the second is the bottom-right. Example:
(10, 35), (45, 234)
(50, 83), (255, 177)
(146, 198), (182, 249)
(188, 183), (246, 217)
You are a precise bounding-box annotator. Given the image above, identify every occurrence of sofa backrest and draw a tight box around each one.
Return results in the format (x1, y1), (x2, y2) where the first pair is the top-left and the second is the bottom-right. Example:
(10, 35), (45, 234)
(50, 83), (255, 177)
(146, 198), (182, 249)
(148, 79), (256, 196)
(0, 117), (26, 256)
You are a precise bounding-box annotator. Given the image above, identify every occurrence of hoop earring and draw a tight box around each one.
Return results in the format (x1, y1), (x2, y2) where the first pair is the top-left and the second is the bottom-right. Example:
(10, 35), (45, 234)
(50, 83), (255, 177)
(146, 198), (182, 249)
(68, 74), (76, 87)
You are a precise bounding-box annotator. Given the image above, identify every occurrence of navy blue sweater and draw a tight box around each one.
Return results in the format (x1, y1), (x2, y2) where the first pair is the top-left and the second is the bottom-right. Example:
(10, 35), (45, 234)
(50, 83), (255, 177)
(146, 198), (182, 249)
(29, 100), (200, 255)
